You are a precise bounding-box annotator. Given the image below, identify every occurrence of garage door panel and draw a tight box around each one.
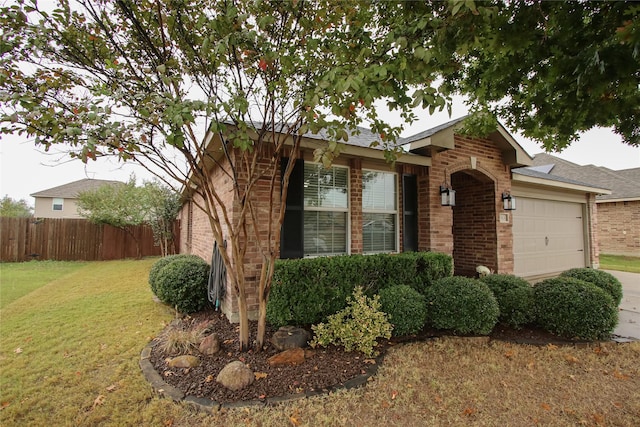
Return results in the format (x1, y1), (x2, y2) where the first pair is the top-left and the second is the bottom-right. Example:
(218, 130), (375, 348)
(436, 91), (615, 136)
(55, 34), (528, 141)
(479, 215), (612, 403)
(513, 198), (586, 277)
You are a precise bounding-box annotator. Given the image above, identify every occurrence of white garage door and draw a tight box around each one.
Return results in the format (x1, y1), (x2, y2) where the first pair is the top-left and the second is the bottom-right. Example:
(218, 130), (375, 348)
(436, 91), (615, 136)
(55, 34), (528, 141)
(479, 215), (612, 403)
(513, 197), (586, 277)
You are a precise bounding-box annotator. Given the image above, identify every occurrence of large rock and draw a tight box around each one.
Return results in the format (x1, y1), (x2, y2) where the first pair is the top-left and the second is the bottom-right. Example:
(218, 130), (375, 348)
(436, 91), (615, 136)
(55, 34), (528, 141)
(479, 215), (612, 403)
(268, 348), (306, 366)
(168, 355), (200, 368)
(216, 361), (254, 391)
(199, 333), (221, 355)
(270, 326), (311, 351)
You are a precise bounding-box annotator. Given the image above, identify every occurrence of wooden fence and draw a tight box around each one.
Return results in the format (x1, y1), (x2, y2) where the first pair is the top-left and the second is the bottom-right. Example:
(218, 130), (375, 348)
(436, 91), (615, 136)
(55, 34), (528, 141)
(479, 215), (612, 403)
(0, 217), (180, 262)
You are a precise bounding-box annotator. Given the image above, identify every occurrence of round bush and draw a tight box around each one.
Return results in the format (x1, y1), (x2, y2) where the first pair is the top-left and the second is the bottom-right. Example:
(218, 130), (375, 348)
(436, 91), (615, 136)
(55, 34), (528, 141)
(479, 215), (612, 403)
(480, 274), (534, 329)
(378, 285), (427, 336)
(149, 254), (200, 297)
(424, 276), (499, 335)
(560, 268), (623, 306)
(154, 256), (210, 313)
(534, 277), (618, 340)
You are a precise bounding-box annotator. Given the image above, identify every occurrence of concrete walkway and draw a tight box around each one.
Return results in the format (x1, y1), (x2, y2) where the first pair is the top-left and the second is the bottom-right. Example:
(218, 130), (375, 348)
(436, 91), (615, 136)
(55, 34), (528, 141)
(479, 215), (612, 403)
(605, 270), (640, 342)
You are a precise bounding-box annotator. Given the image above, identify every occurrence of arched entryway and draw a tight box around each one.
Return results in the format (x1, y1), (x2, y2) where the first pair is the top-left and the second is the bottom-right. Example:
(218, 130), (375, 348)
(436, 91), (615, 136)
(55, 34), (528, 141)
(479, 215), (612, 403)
(451, 170), (497, 276)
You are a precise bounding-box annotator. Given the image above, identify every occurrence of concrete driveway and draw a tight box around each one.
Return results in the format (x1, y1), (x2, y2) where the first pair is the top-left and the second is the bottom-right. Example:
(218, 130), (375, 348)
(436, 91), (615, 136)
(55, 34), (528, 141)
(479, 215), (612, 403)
(605, 270), (640, 342)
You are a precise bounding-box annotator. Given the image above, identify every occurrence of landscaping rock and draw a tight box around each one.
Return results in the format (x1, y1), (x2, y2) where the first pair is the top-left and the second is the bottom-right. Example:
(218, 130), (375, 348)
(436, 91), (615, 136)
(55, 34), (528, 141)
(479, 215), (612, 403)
(168, 355), (200, 368)
(270, 326), (311, 351)
(216, 361), (254, 391)
(268, 348), (306, 366)
(199, 333), (221, 355)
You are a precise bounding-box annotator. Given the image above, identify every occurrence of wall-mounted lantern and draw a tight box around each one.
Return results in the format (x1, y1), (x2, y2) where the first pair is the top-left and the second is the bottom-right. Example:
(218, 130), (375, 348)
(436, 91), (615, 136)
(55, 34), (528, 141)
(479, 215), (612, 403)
(502, 191), (516, 210)
(440, 185), (456, 207)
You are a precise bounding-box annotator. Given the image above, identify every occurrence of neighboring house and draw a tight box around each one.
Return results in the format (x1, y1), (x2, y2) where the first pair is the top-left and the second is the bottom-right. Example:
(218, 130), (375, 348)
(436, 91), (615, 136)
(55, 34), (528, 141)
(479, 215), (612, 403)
(180, 117), (609, 321)
(528, 153), (640, 257)
(30, 178), (123, 219)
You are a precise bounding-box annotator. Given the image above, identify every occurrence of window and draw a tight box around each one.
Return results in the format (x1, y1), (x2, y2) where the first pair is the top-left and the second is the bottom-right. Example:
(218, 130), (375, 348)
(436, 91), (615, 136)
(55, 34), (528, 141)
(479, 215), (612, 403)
(303, 163), (349, 256)
(52, 198), (63, 211)
(362, 170), (397, 253)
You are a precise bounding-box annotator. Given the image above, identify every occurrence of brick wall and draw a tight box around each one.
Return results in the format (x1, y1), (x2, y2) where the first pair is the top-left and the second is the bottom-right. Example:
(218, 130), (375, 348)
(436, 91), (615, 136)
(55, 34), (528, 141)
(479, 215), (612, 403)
(426, 135), (514, 274)
(597, 200), (640, 256)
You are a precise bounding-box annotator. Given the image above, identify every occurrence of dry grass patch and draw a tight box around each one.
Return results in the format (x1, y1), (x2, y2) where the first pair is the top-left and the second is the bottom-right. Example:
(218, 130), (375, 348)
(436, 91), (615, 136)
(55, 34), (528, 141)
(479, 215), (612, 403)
(165, 337), (640, 427)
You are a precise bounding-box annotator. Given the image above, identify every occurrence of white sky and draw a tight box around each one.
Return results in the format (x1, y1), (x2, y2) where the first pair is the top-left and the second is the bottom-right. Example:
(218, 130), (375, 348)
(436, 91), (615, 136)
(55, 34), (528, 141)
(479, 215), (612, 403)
(1, 102), (639, 204)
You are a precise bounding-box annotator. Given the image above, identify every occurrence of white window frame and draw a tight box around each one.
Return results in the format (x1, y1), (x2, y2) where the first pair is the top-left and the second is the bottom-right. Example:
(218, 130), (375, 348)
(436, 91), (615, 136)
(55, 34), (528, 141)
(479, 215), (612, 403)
(52, 198), (64, 211)
(362, 169), (399, 254)
(303, 162), (350, 257)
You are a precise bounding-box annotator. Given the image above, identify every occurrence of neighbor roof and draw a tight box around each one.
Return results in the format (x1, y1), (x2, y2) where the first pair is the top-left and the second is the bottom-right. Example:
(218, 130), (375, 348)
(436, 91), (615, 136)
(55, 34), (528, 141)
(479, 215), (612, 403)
(30, 179), (124, 198)
(530, 153), (640, 202)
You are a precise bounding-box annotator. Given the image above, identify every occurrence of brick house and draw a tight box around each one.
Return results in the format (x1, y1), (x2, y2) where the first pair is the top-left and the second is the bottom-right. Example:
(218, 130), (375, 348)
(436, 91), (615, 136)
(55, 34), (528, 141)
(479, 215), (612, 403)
(529, 153), (640, 257)
(179, 117), (609, 321)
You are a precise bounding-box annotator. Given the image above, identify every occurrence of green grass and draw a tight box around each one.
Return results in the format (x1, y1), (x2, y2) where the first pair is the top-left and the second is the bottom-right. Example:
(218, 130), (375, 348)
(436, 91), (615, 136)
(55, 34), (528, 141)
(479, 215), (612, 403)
(0, 261), (88, 308)
(0, 259), (176, 426)
(600, 254), (640, 273)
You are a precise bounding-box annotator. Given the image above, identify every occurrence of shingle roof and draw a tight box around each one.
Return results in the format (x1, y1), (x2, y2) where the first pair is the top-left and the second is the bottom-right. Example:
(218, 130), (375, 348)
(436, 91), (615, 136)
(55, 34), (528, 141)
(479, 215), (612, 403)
(399, 116), (467, 145)
(30, 178), (124, 198)
(529, 153), (640, 201)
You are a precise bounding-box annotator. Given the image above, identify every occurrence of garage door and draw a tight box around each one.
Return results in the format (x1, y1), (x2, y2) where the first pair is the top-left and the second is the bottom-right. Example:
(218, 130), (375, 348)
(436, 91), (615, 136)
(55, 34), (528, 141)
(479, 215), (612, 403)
(513, 198), (586, 277)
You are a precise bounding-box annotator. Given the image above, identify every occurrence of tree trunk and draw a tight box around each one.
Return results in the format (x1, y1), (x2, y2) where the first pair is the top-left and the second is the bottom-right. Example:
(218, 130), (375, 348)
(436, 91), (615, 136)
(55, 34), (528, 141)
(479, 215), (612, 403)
(237, 287), (250, 351)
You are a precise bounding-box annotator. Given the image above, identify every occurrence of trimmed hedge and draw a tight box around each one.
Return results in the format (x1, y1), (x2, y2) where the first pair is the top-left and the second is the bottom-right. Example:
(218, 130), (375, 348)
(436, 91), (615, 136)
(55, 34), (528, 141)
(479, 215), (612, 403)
(560, 268), (623, 306)
(266, 252), (452, 328)
(379, 285), (427, 336)
(154, 256), (210, 314)
(149, 254), (200, 297)
(533, 277), (618, 340)
(424, 276), (499, 335)
(480, 274), (534, 329)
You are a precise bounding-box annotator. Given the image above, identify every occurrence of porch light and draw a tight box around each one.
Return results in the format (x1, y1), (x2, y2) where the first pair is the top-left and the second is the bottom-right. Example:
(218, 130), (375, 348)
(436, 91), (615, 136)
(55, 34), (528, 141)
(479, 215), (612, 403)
(440, 185), (456, 207)
(502, 191), (516, 210)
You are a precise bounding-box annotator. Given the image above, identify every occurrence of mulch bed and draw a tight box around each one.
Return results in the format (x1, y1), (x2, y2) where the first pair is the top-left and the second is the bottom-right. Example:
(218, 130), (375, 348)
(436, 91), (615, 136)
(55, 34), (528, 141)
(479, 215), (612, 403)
(148, 309), (587, 404)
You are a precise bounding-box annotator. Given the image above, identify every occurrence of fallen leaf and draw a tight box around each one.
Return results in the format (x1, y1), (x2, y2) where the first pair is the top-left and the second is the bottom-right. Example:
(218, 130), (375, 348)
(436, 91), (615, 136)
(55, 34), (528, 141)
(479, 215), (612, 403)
(289, 409), (301, 426)
(92, 395), (106, 409)
(564, 354), (579, 364)
(364, 359), (376, 364)
(526, 360), (535, 370)
(540, 403), (551, 411)
(105, 384), (117, 392)
(546, 344), (558, 350)
(14, 348), (22, 354)
(462, 407), (476, 416)
(164, 371), (175, 377)
(504, 350), (514, 359)
(612, 401), (623, 409)
(568, 375), (576, 382)
(254, 372), (268, 380)
(391, 390), (398, 400)
(259, 394), (266, 399)
(613, 370), (629, 380)
(205, 375), (214, 383)
(1, 401), (10, 410)
(593, 413), (605, 425)
(434, 395), (443, 404)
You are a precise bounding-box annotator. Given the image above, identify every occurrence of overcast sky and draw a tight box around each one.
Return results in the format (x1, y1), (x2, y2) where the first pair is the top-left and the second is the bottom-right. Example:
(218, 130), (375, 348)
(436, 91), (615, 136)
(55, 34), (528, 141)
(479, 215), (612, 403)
(1, 104), (639, 204)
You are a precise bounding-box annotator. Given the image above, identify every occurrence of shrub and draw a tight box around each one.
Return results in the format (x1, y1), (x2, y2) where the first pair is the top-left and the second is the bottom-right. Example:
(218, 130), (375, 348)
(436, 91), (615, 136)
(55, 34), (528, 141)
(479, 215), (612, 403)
(424, 276), (499, 335)
(480, 274), (534, 329)
(267, 251), (452, 328)
(378, 285), (427, 336)
(154, 256), (210, 313)
(533, 277), (618, 340)
(149, 254), (200, 297)
(560, 268), (623, 306)
(311, 287), (392, 357)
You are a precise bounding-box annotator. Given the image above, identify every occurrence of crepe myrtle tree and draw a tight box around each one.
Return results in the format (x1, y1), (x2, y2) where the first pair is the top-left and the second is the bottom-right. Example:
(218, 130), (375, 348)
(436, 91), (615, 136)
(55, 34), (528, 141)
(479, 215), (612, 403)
(0, 0), (455, 351)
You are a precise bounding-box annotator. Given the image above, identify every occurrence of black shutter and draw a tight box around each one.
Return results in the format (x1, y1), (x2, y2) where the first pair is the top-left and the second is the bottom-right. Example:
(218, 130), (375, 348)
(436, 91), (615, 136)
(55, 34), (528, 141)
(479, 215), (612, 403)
(280, 157), (304, 259)
(403, 174), (418, 252)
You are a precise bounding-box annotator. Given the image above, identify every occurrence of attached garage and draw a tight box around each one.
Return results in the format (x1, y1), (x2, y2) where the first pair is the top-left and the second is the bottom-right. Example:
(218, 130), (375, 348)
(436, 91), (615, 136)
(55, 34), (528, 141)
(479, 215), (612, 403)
(513, 197), (586, 277)
(511, 167), (610, 280)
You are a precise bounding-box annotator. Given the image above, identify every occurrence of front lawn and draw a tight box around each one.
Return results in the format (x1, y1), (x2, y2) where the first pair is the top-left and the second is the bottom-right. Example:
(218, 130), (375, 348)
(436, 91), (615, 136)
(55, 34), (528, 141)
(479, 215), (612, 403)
(600, 254), (640, 273)
(1, 260), (639, 426)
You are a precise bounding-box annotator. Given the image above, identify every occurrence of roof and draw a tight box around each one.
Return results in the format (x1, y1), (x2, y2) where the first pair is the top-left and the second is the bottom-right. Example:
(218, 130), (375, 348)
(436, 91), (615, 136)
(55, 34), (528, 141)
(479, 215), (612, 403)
(30, 179), (124, 198)
(529, 153), (640, 201)
(399, 116), (467, 145)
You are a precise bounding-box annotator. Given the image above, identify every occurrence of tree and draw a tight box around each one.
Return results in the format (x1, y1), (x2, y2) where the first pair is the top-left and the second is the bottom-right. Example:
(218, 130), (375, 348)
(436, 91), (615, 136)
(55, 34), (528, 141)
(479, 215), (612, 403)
(384, 1), (640, 149)
(77, 176), (148, 258)
(0, 195), (33, 217)
(143, 179), (180, 257)
(1, 0), (637, 350)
